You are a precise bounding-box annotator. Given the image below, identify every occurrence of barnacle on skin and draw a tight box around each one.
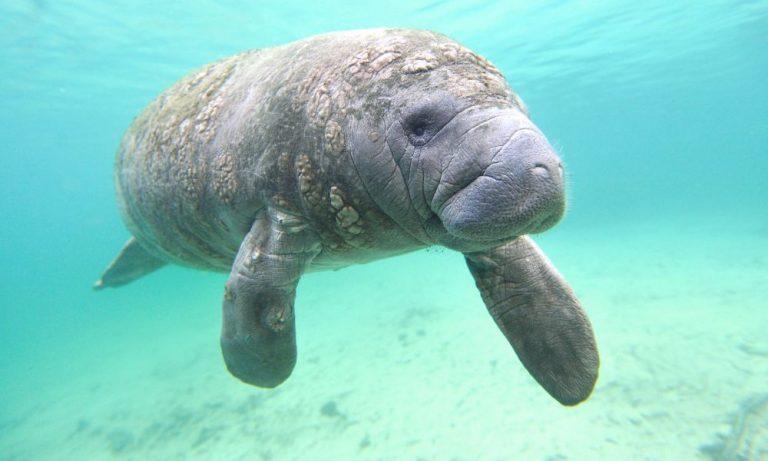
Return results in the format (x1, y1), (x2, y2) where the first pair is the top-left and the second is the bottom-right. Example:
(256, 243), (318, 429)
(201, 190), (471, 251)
(401, 50), (439, 74)
(346, 224), (363, 235)
(439, 43), (460, 61)
(324, 121), (345, 156)
(295, 154), (324, 209)
(326, 185), (365, 237)
(368, 51), (400, 73)
(212, 152), (237, 204)
(328, 186), (344, 210)
(336, 205), (360, 228)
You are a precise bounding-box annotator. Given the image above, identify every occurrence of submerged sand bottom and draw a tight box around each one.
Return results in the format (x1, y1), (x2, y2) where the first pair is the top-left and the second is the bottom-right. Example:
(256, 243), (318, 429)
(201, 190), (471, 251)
(1, 214), (767, 460)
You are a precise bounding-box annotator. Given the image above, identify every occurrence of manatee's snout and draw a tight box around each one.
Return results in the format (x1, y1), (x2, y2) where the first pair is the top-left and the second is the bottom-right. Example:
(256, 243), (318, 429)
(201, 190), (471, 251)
(433, 108), (565, 242)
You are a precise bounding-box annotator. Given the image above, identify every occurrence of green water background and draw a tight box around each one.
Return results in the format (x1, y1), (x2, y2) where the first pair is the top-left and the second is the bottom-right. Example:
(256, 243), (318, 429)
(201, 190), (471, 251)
(1, 1), (767, 459)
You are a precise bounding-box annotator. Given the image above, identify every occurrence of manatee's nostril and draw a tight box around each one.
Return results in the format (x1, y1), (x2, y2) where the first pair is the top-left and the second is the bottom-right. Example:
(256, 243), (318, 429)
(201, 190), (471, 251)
(531, 163), (551, 179)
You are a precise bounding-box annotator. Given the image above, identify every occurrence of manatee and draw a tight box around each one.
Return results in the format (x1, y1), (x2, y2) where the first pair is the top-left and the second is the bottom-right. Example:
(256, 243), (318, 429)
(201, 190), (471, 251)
(95, 28), (599, 405)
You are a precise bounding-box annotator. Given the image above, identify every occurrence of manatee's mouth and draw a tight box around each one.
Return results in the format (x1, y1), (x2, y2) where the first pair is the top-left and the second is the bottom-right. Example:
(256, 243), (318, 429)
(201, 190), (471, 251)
(523, 206), (565, 235)
(424, 199), (563, 252)
(437, 181), (565, 243)
(502, 196), (565, 237)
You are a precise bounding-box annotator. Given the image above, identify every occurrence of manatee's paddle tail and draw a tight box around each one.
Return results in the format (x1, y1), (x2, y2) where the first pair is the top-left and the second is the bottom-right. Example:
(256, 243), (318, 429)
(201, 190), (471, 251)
(94, 237), (166, 290)
(220, 208), (320, 388)
(465, 236), (599, 405)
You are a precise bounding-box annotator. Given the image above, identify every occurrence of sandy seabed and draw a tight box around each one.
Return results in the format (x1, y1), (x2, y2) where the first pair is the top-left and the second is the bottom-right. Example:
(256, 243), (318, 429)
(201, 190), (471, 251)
(1, 214), (766, 461)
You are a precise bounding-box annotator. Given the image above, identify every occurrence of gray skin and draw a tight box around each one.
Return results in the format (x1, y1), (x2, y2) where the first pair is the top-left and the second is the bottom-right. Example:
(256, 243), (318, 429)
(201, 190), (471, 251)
(96, 28), (599, 406)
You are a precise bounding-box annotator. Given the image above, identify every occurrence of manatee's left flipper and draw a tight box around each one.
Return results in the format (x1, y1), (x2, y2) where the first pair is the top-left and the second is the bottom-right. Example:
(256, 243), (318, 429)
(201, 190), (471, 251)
(220, 208), (321, 388)
(93, 237), (166, 290)
(465, 236), (599, 405)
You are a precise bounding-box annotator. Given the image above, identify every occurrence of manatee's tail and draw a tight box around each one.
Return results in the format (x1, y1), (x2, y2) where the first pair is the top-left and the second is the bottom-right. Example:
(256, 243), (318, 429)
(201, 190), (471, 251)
(93, 237), (166, 290)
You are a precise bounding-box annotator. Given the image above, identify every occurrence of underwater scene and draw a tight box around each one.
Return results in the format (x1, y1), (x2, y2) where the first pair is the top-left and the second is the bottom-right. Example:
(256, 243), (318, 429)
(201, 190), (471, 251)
(1, 1), (767, 460)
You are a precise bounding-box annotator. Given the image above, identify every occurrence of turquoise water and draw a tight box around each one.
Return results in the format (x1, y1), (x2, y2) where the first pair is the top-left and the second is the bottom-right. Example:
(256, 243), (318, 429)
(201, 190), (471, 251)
(1, 1), (767, 459)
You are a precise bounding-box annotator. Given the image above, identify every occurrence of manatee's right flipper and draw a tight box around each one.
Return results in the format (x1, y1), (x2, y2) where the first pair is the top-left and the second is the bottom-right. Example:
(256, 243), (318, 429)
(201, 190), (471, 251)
(220, 208), (321, 388)
(465, 236), (599, 406)
(93, 237), (166, 290)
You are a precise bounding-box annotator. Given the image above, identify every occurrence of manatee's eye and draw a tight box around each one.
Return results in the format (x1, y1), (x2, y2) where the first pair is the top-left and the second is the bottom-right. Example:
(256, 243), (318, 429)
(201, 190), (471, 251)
(402, 94), (462, 147)
(405, 115), (433, 146)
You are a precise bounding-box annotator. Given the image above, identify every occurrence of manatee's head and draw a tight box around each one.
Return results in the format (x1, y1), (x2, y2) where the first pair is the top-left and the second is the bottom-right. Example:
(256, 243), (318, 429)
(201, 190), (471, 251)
(345, 31), (565, 249)
(392, 91), (565, 246)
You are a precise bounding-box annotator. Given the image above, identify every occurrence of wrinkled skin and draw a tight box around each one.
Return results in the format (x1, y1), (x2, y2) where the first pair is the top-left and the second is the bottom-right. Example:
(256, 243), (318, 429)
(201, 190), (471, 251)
(97, 29), (599, 406)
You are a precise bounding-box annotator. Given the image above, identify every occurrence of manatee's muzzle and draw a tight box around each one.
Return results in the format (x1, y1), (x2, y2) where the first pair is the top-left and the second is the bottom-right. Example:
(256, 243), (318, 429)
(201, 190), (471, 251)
(436, 127), (566, 242)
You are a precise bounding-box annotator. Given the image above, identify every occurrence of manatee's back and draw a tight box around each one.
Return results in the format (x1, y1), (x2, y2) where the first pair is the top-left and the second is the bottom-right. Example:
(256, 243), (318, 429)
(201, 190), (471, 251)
(103, 28), (452, 285)
(113, 28), (432, 271)
(114, 50), (269, 270)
